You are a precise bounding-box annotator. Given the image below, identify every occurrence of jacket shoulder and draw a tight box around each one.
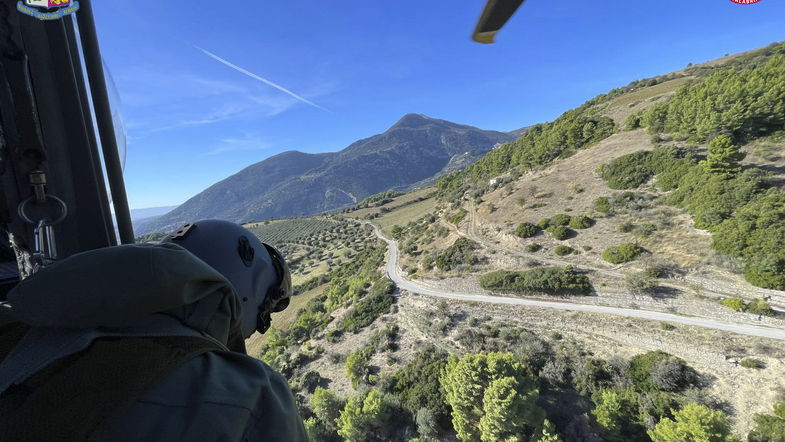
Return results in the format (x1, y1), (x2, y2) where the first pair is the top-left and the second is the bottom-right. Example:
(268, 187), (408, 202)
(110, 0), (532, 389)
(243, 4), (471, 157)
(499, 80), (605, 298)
(98, 351), (307, 442)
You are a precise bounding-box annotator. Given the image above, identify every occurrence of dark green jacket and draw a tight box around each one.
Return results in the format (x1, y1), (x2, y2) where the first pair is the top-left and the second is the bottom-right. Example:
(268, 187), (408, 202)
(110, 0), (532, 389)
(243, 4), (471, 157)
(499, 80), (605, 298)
(2, 243), (307, 441)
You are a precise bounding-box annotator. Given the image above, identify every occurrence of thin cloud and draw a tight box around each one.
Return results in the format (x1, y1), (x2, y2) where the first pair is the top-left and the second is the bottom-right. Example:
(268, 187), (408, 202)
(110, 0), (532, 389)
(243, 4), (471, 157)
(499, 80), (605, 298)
(127, 102), (250, 141)
(194, 46), (329, 112)
(204, 134), (271, 156)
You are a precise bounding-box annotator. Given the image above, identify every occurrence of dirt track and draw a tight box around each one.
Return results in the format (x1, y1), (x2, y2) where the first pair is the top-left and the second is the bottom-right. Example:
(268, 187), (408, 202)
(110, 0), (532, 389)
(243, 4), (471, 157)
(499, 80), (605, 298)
(371, 223), (785, 341)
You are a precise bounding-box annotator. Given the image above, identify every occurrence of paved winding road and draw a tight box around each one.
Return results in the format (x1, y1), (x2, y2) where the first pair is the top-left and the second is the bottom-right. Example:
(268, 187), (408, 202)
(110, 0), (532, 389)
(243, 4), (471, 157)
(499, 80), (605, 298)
(370, 224), (785, 342)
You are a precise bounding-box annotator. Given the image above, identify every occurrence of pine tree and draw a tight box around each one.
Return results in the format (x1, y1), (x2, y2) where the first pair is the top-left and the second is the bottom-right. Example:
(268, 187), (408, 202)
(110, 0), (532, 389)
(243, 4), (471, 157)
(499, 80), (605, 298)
(648, 403), (737, 442)
(591, 388), (642, 441)
(479, 377), (544, 441)
(336, 390), (391, 442)
(310, 387), (344, 433)
(440, 352), (544, 441)
(702, 135), (745, 176)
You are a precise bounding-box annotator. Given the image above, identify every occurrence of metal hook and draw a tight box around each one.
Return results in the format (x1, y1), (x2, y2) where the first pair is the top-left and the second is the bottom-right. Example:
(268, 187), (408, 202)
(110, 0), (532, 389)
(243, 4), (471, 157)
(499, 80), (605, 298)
(17, 193), (67, 267)
(18, 194), (68, 226)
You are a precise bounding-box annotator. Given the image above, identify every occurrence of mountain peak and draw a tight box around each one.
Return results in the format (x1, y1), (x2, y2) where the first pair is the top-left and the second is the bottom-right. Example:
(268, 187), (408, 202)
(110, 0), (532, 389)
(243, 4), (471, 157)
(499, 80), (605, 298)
(135, 115), (515, 234)
(392, 113), (434, 128)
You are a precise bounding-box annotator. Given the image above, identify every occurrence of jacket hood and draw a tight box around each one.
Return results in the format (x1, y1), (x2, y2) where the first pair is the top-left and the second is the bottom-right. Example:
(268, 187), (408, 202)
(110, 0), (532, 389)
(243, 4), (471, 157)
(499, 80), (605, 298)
(4, 243), (244, 347)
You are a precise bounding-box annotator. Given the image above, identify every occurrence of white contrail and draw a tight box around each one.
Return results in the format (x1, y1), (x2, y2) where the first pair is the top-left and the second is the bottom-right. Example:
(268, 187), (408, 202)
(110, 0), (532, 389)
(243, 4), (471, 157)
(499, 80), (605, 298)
(194, 46), (328, 112)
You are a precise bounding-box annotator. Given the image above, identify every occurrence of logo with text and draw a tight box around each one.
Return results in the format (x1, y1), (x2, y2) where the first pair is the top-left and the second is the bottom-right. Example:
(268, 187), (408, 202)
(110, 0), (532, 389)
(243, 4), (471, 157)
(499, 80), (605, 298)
(17, 0), (79, 21)
(729, 0), (762, 4)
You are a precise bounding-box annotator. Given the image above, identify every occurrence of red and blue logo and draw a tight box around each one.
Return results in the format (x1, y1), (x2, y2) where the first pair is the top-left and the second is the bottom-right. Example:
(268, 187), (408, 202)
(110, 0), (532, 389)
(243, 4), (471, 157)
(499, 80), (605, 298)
(17, 0), (79, 21)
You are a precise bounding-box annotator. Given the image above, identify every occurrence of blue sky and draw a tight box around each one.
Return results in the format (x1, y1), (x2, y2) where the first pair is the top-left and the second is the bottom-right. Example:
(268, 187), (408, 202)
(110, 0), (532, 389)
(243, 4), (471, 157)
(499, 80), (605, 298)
(92, 0), (785, 209)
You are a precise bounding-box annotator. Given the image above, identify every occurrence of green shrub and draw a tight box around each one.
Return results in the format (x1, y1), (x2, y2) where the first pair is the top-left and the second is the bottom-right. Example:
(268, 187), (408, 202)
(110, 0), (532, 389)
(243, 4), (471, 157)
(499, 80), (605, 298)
(598, 146), (688, 190)
(345, 349), (372, 388)
(660, 323), (676, 331)
(548, 225), (575, 241)
(390, 347), (451, 423)
(743, 255), (785, 290)
(479, 266), (593, 296)
(625, 112), (643, 130)
(747, 299), (776, 317)
(326, 329), (343, 343)
(651, 358), (698, 393)
(343, 279), (395, 332)
(645, 266), (667, 279)
(537, 218), (551, 229)
(625, 273), (656, 296)
(297, 370), (325, 393)
(435, 238), (479, 271)
(720, 297), (746, 312)
(748, 399), (785, 442)
(447, 209), (468, 225)
(633, 223), (657, 237)
(627, 352), (671, 391)
(569, 215), (595, 229)
(598, 151), (655, 189)
(607, 191), (658, 214)
(628, 350), (696, 392)
(554, 245), (574, 256)
(551, 214), (572, 226)
(594, 197), (611, 214)
(602, 243), (644, 264)
(618, 222), (635, 233)
(525, 243), (542, 253)
(357, 190), (405, 208)
(515, 222), (539, 238)
(740, 358), (765, 369)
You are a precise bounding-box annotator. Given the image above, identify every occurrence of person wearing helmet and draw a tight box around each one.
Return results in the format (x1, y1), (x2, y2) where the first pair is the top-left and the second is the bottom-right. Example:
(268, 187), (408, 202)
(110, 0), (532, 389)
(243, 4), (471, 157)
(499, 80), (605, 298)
(0, 220), (307, 441)
(163, 220), (293, 338)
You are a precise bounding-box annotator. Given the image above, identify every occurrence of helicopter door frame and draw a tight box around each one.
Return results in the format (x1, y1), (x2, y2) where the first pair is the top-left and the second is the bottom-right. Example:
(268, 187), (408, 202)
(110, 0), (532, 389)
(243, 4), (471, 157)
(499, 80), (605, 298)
(0, 0), (133, 287)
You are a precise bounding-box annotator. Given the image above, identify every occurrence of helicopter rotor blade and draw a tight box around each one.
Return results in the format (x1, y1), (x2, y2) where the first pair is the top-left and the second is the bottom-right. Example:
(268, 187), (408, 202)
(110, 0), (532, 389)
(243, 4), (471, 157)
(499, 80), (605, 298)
(472, 0), (526, 44)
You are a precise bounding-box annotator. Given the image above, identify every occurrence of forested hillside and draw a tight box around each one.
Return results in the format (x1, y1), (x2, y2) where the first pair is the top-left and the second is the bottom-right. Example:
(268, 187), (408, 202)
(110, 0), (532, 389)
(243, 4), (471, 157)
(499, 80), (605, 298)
(252, 43), (785, 442)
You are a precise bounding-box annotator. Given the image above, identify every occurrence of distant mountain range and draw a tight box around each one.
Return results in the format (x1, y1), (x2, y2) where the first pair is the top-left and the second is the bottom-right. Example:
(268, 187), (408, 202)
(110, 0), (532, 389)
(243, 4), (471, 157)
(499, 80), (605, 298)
(129, 205), (177, 221)
(135, 114), (518, 234)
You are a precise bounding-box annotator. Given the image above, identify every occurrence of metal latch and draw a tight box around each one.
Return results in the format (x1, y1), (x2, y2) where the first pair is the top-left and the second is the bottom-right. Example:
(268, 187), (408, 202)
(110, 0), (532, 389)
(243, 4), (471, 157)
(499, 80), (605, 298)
(17, 170), (68, 268)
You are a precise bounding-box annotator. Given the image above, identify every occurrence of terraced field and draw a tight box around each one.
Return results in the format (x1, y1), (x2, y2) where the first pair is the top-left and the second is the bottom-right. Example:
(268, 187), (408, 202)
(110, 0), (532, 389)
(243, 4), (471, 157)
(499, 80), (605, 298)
(246, 216), (374, 285)
(247, 218), (340, 244)
(344, 187), (438, 235)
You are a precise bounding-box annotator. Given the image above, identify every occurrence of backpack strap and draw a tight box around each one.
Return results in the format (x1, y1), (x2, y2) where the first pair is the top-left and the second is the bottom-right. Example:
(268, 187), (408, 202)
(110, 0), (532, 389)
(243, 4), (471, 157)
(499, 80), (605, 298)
(0, 317), (228, 441)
